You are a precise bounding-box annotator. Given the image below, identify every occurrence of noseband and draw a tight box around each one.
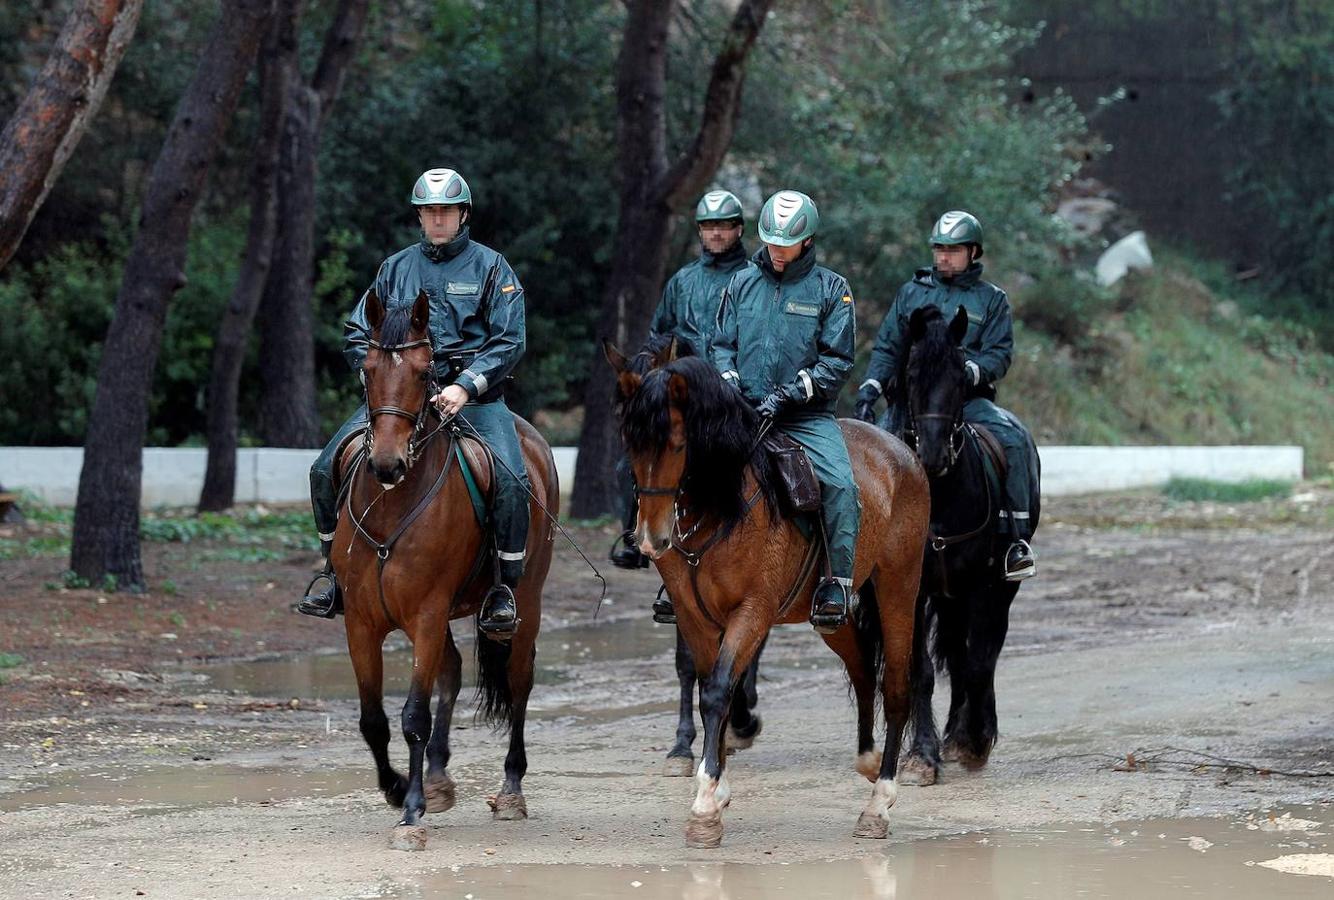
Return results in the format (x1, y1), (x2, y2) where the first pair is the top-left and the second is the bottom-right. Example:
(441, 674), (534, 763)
(905, 410), (966, 470)
(363, 336), (441, 467)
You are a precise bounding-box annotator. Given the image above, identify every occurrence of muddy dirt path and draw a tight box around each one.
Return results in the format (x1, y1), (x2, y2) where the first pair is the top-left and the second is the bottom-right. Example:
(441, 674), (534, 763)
(1, 493), (1332, 898)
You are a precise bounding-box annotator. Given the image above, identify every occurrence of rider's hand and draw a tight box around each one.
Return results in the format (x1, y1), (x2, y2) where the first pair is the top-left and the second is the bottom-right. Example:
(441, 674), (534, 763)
(855, 383), (880, 423)
(431, 383), (470, 418)
(755, 391), (787, 420)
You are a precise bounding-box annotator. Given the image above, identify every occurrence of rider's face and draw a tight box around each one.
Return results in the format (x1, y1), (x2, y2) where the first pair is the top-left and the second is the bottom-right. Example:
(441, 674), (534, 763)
(932, 243), (974, 277)
(764, 238), (810, 272)
(418, 205), (463, 244)
(698, 220), (743, 255)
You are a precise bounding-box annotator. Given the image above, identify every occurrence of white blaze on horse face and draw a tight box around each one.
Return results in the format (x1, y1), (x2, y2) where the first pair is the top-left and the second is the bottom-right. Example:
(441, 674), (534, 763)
(392, 351), (402, 366)
(691, 759), (731, 817)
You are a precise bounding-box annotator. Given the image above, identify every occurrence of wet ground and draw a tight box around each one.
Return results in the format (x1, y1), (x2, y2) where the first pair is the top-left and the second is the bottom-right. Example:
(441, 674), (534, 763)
(1, 490), (1332, 897)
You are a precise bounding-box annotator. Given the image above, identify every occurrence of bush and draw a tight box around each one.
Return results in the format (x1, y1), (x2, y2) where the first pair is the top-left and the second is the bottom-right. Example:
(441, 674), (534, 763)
(1162, 477), (1293, 503)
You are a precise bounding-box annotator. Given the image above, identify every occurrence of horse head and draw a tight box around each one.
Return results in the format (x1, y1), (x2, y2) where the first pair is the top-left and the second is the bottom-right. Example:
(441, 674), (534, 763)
(362, 289), (435, 487)
(604, 342), (767, 558)
(905, 305), (969, 477)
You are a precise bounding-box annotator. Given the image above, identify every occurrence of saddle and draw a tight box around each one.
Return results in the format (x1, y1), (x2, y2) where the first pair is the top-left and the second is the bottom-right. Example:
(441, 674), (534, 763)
(334, 426), (493, 527)
(762, 431), (821, 516)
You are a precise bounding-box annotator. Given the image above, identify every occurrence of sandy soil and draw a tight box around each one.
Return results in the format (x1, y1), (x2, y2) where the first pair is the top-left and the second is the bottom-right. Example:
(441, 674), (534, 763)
(1, 490), (1331, 898)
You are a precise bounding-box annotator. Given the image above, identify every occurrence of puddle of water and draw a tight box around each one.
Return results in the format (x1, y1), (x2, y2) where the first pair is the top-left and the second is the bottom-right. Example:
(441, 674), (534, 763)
(0, 765), (367, 813)
(195, 617), (679, 701)
(391, 806), (1333, 899)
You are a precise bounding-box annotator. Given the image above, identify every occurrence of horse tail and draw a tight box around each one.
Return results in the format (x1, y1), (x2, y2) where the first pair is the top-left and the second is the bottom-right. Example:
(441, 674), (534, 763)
(474, 635), (515, 730)
(850, 580), (886, 709)
(927, 594), (958, 675)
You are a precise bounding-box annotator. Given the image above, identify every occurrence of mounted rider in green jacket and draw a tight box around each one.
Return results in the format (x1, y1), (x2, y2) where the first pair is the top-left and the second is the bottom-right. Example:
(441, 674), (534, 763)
(299, 168), (532, 638)
(610, 189), (751, 576)
(856, 210), (1038, 580)
(710, 190), (860, 633)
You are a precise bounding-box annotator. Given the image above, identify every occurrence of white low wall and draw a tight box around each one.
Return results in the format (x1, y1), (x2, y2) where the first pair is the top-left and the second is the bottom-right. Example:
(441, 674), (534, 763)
(0, 444), (1304, 507)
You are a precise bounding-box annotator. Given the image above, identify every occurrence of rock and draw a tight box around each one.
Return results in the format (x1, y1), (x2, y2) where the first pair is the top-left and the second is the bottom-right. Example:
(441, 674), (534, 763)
(1096, 231), (1153, 286)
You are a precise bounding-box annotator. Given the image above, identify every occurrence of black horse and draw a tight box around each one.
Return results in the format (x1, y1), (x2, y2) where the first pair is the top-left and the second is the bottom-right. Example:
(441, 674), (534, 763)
(896, 306), (1039, 784)
(621, 335), (765, 777)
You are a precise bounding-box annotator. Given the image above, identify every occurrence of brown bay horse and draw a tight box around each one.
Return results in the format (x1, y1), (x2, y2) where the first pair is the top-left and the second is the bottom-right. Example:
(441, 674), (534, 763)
(606, 345), (930, 847)
(333, 289), (558, 849)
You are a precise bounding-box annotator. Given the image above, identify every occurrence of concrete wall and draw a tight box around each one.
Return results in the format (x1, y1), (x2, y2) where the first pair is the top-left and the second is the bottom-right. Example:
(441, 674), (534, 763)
(0, 444), (1303, 507)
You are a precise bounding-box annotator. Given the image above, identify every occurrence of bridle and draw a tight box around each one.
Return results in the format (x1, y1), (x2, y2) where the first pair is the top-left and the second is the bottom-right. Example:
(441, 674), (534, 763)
(363, 336), (443, 467)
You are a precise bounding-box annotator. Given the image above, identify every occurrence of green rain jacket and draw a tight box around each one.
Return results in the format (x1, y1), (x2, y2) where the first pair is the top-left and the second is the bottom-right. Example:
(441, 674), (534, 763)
(343, 228), (525, 400)
(648, 242), (750, 358)
(863, 263), (1012, 398)
(711, 246), (856, 414)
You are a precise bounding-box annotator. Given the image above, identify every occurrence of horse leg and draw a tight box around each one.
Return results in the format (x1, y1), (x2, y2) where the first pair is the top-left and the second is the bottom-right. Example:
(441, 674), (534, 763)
(490, 633), (535, 821)
(347, 616), (407, 808)
(938, 604), (970, 762)
(726, 634), (765, 753)
(423, 626), (462, 814)
(817, 591), (880, 784)
(664, 627), (698, 776)
(956, 582), (1019, 770)
(390, 616), (446, 848)
(855, 567), (918, 840)
(901, 590), (941, 786)
(685, 619), (764, 849)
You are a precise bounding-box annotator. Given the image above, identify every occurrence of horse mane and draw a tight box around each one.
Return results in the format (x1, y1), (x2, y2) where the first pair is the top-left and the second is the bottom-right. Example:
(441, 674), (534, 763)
(904, 305), (961, 390)
(376, 301), (417, 347)
(621, 356), (779, 528)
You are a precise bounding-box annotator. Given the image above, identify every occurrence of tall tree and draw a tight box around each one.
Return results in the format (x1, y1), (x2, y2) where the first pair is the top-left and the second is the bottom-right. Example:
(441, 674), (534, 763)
(257, 0), (371, 448)
(0, 0), (143, 271)
(569, 0), (775, 517)
(70, 0), (273, 589)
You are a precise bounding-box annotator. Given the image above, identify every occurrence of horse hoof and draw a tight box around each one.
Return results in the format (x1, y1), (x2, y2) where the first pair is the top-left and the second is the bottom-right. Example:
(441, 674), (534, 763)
(898, 755), (939, 786)
(855, 750), (883, 782)
(853, 813), (889, 840)
(425, 773), (457, 813)
(383, 777), (409, 809)
(955, 747), (991, 771)
(662, 755), (695, 777)
(388, 824), (428, 851)
(940, 739), (961, 763)
(685, 812), (724, 849)
(726, 718), (762, 753)
(488, 793), (528, 821)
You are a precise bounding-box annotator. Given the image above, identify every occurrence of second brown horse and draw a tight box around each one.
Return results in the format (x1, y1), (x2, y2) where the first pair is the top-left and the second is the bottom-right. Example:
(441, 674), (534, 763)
(607, 345), (929, 848)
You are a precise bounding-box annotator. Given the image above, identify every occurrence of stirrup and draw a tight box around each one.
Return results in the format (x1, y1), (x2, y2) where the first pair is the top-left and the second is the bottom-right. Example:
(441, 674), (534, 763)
(297, 571), (341, 619)
(478, 585), (519, 640)
(1004, 539), (1036, 582)
(810, 579), (850, 635)
(652, 585), (676, 625)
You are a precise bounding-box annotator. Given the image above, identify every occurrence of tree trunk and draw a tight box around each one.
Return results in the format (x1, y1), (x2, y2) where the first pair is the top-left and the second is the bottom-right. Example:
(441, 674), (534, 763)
(70, 0), (273, 590)
(198, 5), (296, 510)
(257, 0), (371, 448)
(0, 0), (143, 271)
(569, 0), (774, 517)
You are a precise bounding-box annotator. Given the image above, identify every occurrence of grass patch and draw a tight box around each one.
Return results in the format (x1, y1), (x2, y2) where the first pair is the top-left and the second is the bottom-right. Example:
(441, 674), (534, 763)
(1162, 477), (1293, 503)
(0, 652), (23, 669)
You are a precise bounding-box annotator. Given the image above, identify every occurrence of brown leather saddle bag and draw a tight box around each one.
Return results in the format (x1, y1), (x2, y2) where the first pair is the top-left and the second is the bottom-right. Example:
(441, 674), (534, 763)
(763, 431), (822, 515)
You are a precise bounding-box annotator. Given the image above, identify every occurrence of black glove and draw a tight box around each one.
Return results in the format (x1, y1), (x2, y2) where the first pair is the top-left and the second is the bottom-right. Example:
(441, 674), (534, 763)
(755, 391), (788, 420)
(855, 383), (880, 423)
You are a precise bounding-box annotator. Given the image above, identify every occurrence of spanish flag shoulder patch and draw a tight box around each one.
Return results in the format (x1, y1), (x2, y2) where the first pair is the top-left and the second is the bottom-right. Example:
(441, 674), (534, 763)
(500, 283), (517, 294)
(841, 293), (853, 303)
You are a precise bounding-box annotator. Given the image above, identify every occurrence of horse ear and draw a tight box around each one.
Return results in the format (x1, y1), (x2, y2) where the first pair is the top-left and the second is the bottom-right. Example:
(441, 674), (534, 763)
(603, 339), (629, 374)
(665, 336), (680, 363)
(616, 371), (642, 400)
(948, 306), (969, 345)
(908, 306), (928, 342)
(410, 289), (430, 333)
(365, 289), (384, 331)
(668, 372), (689, 407)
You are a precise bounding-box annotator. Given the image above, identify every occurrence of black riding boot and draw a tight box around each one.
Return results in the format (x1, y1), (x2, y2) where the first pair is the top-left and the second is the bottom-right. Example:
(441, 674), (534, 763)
(479, 558), (522, 640)
(297, 540), (343, 619)
(609, 530), (649, 570)
(810, 578), (851, 634)
(652, 584), (676, 625)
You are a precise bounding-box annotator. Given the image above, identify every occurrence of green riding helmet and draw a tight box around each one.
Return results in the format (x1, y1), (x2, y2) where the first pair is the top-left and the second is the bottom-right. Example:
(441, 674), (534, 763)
(410, 168), (472, 207)
(930, 210), (984, 258)
(757, 190), (819, 247)
(695, 189), (745, 223)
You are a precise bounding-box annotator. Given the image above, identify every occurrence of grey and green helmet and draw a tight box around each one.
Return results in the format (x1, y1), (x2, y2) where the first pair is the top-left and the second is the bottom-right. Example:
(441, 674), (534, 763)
(930, 210), (983, 257)
(695, 189), (744, 223)
(757, 190), (819, 247)
(410, 168), (471, 207)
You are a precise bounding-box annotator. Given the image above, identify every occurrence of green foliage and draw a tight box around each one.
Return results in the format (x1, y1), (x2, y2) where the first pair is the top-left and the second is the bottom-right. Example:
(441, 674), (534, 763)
(1216, 0), (1334, 340)
(0, 652), (23, 669)
(1162, 478), (1293, 503)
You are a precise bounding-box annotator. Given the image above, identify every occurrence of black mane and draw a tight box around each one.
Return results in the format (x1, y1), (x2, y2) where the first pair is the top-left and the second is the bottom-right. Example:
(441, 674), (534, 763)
(631, 332), (695, 376)
(904, 305), (963, 390)
(620, 356), (779, 528)
(377, 301), (417, 347)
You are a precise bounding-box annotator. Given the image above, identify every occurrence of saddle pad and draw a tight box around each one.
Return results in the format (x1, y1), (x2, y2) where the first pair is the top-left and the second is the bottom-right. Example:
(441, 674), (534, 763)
(455, 436), (491, 527)
(971, 423), (1009, 481)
